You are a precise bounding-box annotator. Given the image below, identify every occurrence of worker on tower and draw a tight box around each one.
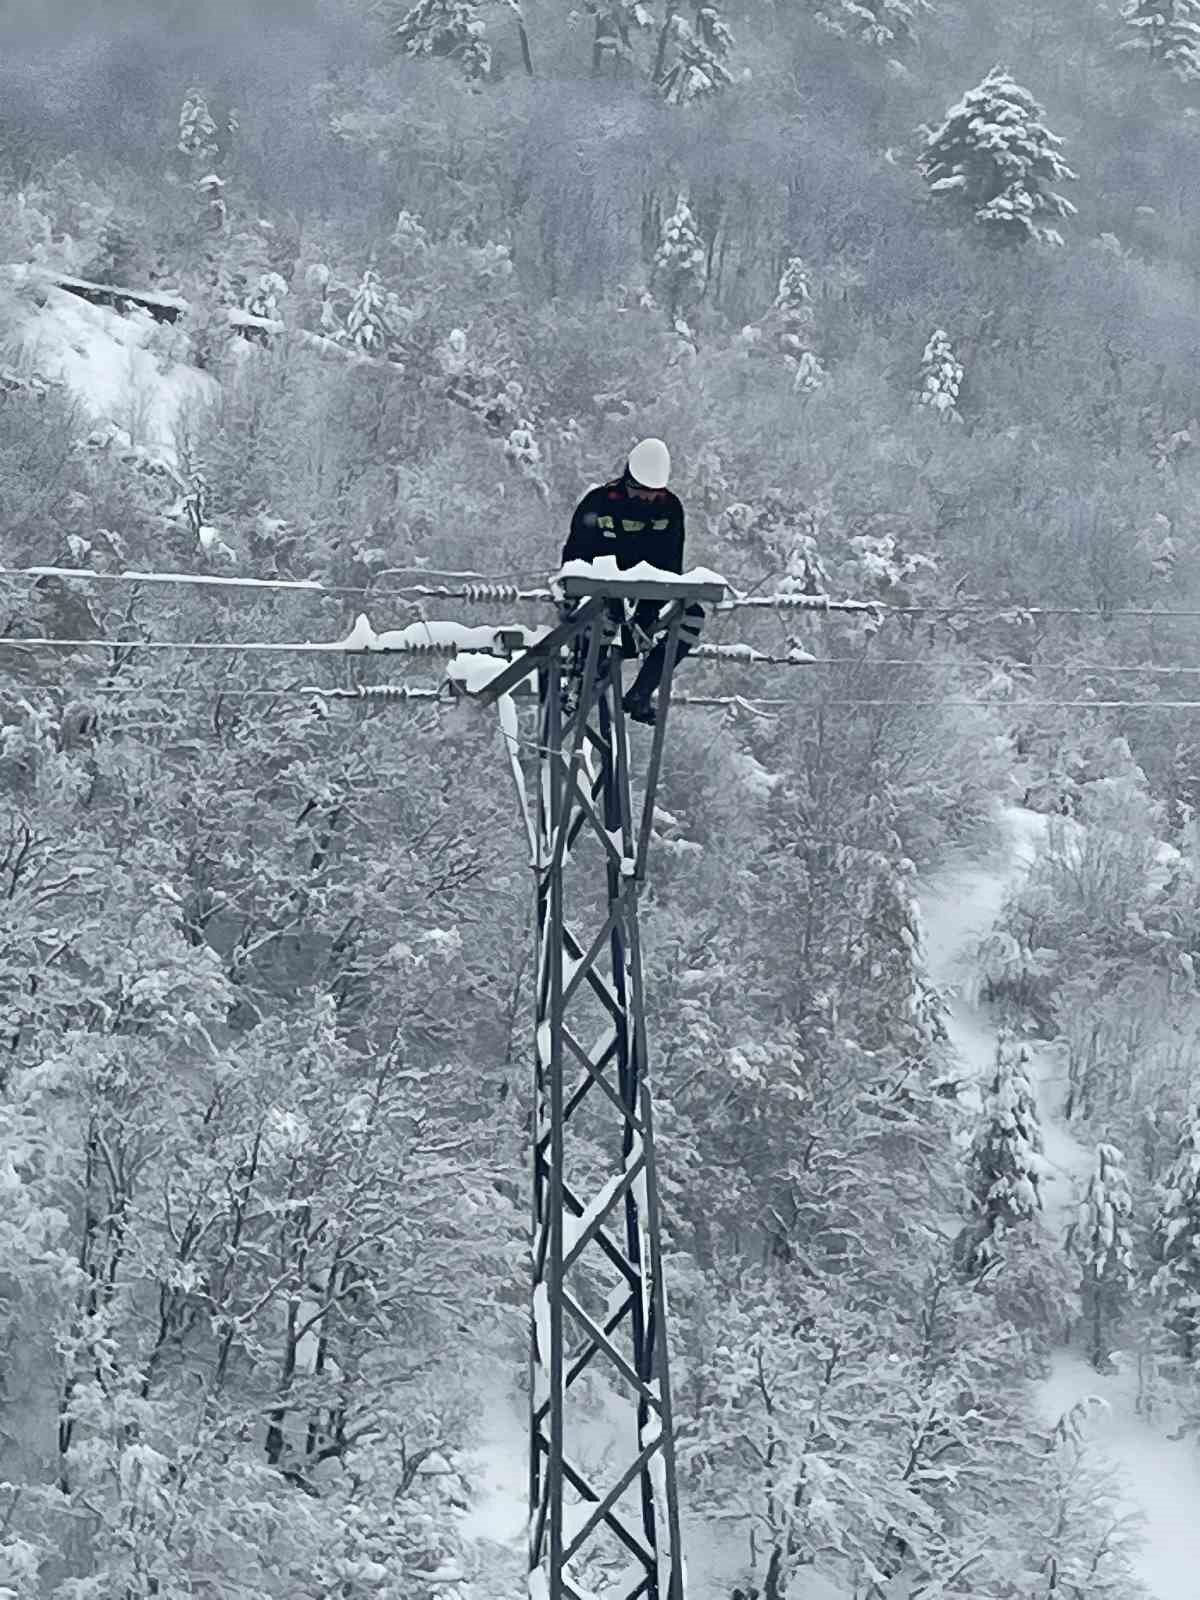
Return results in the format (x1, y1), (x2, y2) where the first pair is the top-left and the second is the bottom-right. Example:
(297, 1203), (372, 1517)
(561, 437), (705, 725)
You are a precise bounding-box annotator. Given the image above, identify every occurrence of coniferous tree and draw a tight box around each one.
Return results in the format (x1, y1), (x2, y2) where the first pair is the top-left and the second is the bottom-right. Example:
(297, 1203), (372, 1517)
(177, 85), (219, 164)
(587, 0), (654, 76)
(1152, 1109), (1200, 1362)
(916, 328), (963, 420)
(651, 194), (708, 319)
(919, 68), (1078, 246)
(964, 1036), (1044, 1271)
(658, 2), (735, 103)
(1066, 1143), (1136, 1370)
(390, 0), (492, 79)
(343, 269), (392, 355)
(1119, 0), (1200, 81)
(809, 0), (929, 50)
(774, 256), (814, 327)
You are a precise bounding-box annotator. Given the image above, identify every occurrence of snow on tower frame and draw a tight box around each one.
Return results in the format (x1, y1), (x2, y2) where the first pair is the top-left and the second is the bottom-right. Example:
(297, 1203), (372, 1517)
(464, 566), (725, 1600)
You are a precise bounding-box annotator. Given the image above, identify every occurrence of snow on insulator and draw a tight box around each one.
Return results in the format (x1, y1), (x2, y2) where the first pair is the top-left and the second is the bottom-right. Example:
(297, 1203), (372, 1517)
(317, 683), (441, 702)
(694, 642), (771, 662)
(720, 591), (877, 613)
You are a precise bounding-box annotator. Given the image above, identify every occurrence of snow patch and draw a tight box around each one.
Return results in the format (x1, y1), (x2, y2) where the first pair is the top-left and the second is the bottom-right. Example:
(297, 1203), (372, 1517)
(13, 285), (216, 465)
(445, 652), (513, 693)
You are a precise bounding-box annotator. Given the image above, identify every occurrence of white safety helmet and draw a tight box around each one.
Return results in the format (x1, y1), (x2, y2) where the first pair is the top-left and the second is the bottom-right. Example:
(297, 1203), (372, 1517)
(627, 437), (671, 489)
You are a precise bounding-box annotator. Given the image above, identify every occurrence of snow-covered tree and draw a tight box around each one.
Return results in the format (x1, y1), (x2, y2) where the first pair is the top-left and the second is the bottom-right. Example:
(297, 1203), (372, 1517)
(658, 2), (736, 103)
(963, 1035), (1044, 1271)
(1119, 0), (1200, 81)
(919, 68), (1078, 246)
(774, 255), (814, 326)
(1066, 1143), (1136, 1369)
(390, 0), (492, 79)
(651, 194), (708, 319)
(1152, 1109), (1200, 1361)
(916, 327), (963, 420)
(244, 270), (289, 322)
(390, 208), (430, 256)
(809, 0), (929, 50)
(177, 85), (219, 163)
(586, 0), (655, 74)
(343, 268), (393, 354)
(791, 349), (826, 393)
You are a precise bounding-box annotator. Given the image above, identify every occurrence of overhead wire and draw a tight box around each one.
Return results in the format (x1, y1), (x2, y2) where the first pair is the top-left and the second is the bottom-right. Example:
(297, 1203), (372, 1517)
(13, 563), (1200, 620)
(19, 680), (1200, 714)
(8, 630), (1200, 683)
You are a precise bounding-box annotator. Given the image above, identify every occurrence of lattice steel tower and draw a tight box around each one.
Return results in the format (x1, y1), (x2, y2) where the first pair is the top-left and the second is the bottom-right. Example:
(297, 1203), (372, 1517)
(474, 572), (722, 1600)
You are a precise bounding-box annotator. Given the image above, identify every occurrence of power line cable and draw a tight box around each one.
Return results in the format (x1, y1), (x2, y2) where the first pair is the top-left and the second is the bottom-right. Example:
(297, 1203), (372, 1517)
(0, 564), (550, 602)
(10, 630), (1200, 682)
(23, 681), (1200, 713)
(13, 564), (1200, 622)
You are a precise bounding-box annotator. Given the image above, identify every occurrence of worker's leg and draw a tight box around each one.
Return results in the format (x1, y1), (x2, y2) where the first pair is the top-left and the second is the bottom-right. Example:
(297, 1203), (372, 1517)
(626, 603), (705, 702)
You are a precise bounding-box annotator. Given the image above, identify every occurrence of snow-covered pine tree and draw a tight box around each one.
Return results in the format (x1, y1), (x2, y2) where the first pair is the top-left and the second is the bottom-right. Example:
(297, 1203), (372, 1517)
(774, 256), (814, 327)
(1152, 1108), (1200, 1361)
(587, 0), (655, 75)
(809, 0), (929, 50)
(916, 328), (964, 420)
(177, 85), (219, 164)
(389, 0), (492, 80)
(791, 350), (826, 393)
(963, 1035), (1044, 1271)
(1066, 1143), (1136, 1370)
(244, 271), (289, 322)
(919, 67), (1078, 246)
(1119, 0), (1200, 81)
(651, 194), (708, 319)
(658, 2), (735, 103)
(343, 268), (392, 354)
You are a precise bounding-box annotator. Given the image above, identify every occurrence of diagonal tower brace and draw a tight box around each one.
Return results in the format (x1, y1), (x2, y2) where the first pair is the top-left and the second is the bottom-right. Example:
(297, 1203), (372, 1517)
(474, 574), (722, 1600)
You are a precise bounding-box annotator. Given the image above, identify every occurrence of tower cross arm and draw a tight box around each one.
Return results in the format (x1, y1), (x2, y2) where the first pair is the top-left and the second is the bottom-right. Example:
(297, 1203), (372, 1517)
(461, 596), (605, 705)
(559, 558), (727, 607)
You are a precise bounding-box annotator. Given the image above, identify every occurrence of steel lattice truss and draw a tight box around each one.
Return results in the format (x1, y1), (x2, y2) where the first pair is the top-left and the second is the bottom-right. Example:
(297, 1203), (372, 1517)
(472, 577), (722, 1600)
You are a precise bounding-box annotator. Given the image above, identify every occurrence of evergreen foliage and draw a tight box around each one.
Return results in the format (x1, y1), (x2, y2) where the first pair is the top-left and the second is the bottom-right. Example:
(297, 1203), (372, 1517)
(343, 267), (393, 354)
(916, 327), (963, 419)
(1066, 1142), (1136, 1369)
(1152, 1109), (1200, 1362)
(1119, 0), (1200, 81)
(809, 0), (930, 50)
(773, 256), (814, 325)
(585, 0), (655, 75)
(658, 2), (736, 103)
(177, 85), (219, 164)
(919, 68), (1078, 245)
(964, 1036), (1044, 1269)
(389, 0), (492, 80)
(651, 193), (708, 318)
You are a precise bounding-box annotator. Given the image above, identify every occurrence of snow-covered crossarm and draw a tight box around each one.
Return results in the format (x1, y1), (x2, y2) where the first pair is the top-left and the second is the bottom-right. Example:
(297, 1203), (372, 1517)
(556, 556), (727, 605)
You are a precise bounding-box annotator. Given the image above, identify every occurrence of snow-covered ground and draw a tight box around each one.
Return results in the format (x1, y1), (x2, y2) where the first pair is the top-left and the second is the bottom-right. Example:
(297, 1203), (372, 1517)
(6, 277), (215, 463)
(920, 805), (1200, 1600)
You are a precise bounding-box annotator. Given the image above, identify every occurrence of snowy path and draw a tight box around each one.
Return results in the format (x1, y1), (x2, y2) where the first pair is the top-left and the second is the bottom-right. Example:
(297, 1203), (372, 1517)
(920, 806), (1200, 1600)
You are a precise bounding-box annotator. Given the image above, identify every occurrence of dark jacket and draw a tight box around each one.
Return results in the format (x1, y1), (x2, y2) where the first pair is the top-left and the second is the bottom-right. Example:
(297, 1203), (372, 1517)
(562, 474), (686, 574)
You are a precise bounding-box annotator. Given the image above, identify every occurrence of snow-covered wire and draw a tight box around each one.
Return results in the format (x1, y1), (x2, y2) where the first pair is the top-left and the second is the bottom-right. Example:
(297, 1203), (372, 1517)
(17, 563), (1200, 621)
(0, 565), (551, 606)
(12, 628), (1200, 682)
(15, 680), (1200, 719)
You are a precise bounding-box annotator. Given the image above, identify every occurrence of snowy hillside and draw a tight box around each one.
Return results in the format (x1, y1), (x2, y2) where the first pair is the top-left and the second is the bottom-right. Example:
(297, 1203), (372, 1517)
(922, 809), (1200, 1600)
(4, 270), (215, 463)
